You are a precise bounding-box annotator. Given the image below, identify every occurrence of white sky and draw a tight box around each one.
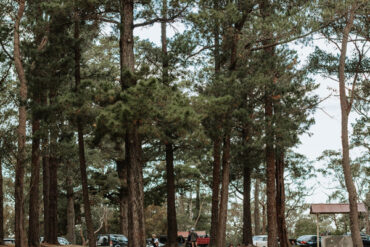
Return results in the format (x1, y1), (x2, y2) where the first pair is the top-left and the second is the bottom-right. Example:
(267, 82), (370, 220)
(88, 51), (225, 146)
(132, 23), (366, 205)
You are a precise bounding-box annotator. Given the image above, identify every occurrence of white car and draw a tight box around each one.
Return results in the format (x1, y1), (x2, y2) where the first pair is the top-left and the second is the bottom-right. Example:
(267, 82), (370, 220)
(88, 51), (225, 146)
(253, 235), (267, 247)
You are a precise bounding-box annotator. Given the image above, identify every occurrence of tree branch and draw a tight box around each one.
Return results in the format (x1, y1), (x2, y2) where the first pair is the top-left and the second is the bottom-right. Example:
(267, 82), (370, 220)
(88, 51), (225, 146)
(133, 3), (189, 28)
(0, 63), (12, 85)
(247, 15), (346, 51)
(0, 40), (13, 60)
(185, 45), (214, 61)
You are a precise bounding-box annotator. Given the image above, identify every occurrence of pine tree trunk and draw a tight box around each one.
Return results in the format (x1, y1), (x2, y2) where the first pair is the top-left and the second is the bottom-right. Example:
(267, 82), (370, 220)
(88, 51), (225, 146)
(260, 0), (278, 245)
(216, 135), (231, 247)
(13, 1), (27, 246)
(195, 180), (200, 221)
(276, 153), (290, 247)
(254, 179), (261, 235)
(262, 201), (266, 235)
(166, 143), (178, 247)
(265, 93), (278, 247)
(125, 128), (146, 246)
(366, 208), (370, 235)
(29, 106), (41, 247)
(338, 5), (363, 247)
(116, 159), (128, 236)
(210, 0), (221, 243)
(189, 191), (193, 221)
(42, 142), (50, 242)
(66, 164), (76, 244)
(40, 73), (49, 241)
(161, 0), (169, 86)
(28, 11), (45, 246)
(161, 2), (178, 244)
(119, 0), (146, 245)
(0, 156), (3, 245)
(48, 86), (58, 244)
(210, 138), (221, 247)
(74, 14), (97, 247)
(48, 144), (58, 244)
(243, 165), (253, 245)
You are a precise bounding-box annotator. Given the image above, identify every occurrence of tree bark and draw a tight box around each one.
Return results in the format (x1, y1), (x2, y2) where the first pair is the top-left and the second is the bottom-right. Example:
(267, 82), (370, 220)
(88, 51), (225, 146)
(28, 8), (45, 245)
(210, 138), (221, 247)
(265, 92), (278, 247)
(29, 101), (41, 247)
(125, 128), (146, 246)
(48, 85), (58, 244)
(42, 141), (50, 242)
(365, 207), (370, 235)
(0, 156), (3, 245)
(195, 180), (200, 221)
(275, 153), (290, 247)
(254, 179), (261, 235)
(74, 14), (97, 247)
(338, 4), (363, 247)
(161, 0), (169, 86)
(119, 0), (146, 245)
(210, 0), (221, 242)
(262, 199), (266, 235)
(48, 137), (58, 244)
(161, 2), (178, 245)
(66, 163), (76, 244)
(243, 165), (253, 245)
(216, 135), (231, 247)
(13, 1), (27, 246)
(166, 143), (178, 247)
(116, 159), (128, 236)
(260, 0), (278, 245)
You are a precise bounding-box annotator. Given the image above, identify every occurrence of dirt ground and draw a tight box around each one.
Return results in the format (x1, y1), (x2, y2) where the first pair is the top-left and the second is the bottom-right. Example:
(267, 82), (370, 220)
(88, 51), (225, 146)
(0, 244), (83, 247)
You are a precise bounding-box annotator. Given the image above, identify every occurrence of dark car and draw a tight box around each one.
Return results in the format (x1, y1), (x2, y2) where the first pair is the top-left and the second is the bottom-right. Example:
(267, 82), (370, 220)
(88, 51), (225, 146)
(344, 232), (370, 247)
(97, 234), (128, 247)
(363, 238), (370, 247)
(296, 235), (320, 247)
(360, 234), (370, 247)
(157, 235), (186, 247)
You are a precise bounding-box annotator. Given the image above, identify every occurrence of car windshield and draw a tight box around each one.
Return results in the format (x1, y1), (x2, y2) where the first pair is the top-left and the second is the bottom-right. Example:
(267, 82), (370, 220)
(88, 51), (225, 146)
(298, 235), (316, 241)
(112, 235), (128, 242)
(253, 236), (266, 241)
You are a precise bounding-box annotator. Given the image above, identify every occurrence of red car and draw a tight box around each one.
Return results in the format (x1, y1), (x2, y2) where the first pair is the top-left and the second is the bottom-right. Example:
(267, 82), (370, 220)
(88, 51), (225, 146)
(196, 235), (210, 247)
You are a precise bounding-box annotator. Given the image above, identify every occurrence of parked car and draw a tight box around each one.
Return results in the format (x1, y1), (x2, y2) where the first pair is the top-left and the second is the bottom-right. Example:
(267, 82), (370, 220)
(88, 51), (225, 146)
(252, 235), (267, 246)
(196, 235), (210, 247)
(343, 232), (370, 247)
(40, 237), (71, 245)
(363, 237), (370, 247)
(3, 238), (15, 245)
(97, 234), (128, 247)
(296, 235), (320, 247)
(157, 235), (186, 247)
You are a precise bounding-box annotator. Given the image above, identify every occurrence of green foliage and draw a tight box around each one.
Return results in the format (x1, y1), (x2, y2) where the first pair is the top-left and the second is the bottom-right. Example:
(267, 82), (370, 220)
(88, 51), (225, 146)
(317, 150), (369, 203)
(294, 217), (318, 237)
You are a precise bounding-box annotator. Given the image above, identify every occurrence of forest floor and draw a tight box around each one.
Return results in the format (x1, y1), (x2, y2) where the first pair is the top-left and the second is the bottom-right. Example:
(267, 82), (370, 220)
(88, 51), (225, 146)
(41, 244), (83, 247)
(0, 244), (84, 247)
